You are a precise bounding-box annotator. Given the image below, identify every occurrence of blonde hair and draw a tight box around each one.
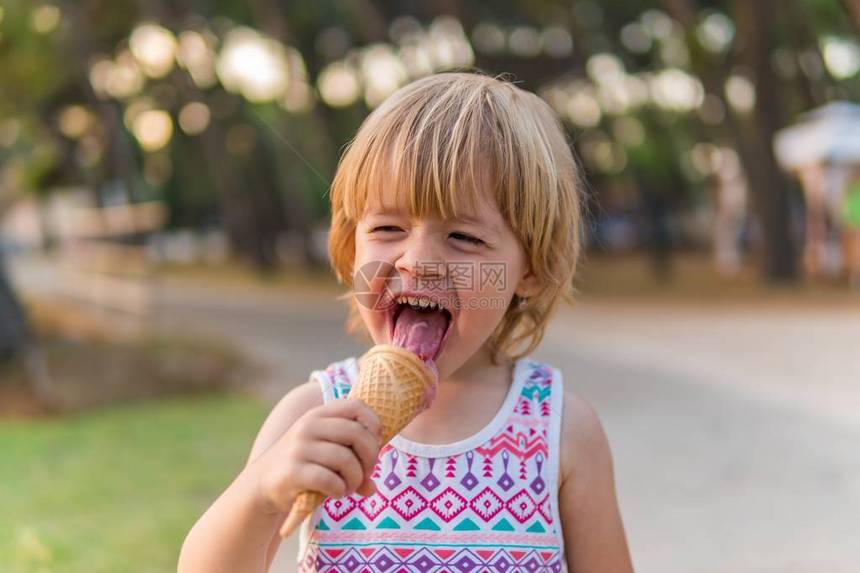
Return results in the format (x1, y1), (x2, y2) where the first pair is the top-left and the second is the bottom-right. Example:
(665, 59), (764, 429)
(328, 71), (583, 362)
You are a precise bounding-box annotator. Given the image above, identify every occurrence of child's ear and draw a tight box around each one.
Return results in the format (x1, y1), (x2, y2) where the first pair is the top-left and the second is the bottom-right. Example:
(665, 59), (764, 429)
(514, 265), (541, 299)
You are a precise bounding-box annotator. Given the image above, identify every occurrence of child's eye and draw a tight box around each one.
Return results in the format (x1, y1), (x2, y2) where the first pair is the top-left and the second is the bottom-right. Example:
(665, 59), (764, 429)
(371, 225), (403, 233)
(450, 232), (484, 246)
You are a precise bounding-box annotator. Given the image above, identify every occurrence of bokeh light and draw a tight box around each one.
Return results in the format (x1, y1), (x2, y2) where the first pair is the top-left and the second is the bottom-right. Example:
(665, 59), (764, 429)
(177, 30), (218, 88)
(696, 12), (735, 54)
(725, 74), (757, 113)
(216, 27), (290, 103)
(472, 22), (506, 56)
(132, 109), (173, 152)
(650, 68), (704, 112)
(89, 52), (146, 100)
(587, 53), (626, 83)
(361, 44), (408, 108)
(317, 62), (361, 108)
(821, 36), (860, 80)
(541, 26), (573, 58)
(398, 43), (435, 78)
(566, 85), (602, 127)
(178, 102), (211, 135)
(57, 105), (94, 139)
(620, 22), (652, 54)
(427, 16), (473, 69)
(508, 26), (542, 58)
(30, 4), (61, 34)
(130, 23), (177, 79)
(640, 9), (675, 40)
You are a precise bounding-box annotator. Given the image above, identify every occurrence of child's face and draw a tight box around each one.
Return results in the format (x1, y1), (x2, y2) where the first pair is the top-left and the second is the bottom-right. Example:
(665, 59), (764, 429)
(353, 181), (536, 379)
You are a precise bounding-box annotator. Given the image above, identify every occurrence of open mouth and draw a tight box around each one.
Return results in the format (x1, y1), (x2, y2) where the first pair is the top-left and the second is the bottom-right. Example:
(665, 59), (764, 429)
(386, 295), (454, 363)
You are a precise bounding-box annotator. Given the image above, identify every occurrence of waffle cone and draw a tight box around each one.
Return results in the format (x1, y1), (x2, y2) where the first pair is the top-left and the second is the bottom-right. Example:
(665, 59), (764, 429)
(279, 345), (436, 538)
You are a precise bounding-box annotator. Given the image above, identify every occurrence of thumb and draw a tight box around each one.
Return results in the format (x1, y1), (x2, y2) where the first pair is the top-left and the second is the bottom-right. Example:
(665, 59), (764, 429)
(356, 475), (377, 497)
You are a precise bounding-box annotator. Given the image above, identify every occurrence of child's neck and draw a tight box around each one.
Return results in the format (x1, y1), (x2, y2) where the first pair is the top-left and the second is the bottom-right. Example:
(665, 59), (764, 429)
(398, 345), (516, 445)
(440, 344), (510, 387)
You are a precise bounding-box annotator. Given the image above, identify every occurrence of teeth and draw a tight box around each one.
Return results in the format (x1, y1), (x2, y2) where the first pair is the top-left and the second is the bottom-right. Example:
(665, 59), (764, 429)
(395, 295), (444, 311)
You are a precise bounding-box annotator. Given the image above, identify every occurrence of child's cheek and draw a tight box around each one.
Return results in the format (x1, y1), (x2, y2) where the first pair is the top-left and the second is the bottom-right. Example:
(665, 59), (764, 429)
(356, 304), (388, 345)
(457, 297), (508, 338)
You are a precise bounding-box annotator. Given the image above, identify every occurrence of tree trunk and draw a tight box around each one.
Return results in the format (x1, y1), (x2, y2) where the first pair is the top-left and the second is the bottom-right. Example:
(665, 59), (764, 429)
(0, 256), (28, 361)
(734, 0), (798, 281)
(60, 0), (142, 204)
(785, 0), (839, 105)
(0, 249), (53, 402)
(659, 0), (797, 281)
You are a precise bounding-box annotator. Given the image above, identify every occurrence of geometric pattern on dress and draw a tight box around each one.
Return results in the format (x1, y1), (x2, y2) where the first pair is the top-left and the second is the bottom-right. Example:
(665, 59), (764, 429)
(298, 357), (565, 572)
(307, 544), (565, 572)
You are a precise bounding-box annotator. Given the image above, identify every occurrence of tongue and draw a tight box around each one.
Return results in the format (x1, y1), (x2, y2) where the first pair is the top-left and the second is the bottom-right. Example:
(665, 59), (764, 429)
(392, 306), (448, 363)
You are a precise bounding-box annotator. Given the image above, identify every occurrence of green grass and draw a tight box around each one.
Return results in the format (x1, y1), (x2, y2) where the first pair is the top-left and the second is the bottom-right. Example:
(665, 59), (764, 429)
(0, 393), (268, 573)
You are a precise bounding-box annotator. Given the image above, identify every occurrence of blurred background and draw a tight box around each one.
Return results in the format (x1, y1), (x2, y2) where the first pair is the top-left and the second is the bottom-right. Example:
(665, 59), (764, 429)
(1, 0), (859, 571)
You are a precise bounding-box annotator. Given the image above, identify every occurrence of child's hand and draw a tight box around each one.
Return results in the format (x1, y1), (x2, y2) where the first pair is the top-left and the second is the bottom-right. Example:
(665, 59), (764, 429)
(253, 398), (382, 515)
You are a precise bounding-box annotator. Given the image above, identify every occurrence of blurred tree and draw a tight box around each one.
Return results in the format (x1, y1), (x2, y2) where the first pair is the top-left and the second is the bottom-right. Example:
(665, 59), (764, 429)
(60, 0), (143, 206)
(0, 203), (50, 402)
(658, 0), (797, 280)
(0, 189), (29, 362)
(0, 252), (29, 360)
(733, 0), (797, 280)
(2, 0), (859, 285)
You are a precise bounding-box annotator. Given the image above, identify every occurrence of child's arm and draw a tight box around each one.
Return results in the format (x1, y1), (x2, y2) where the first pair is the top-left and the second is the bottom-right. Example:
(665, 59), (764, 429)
(178, 381), (381, 573)
(558, 391), (634, 573)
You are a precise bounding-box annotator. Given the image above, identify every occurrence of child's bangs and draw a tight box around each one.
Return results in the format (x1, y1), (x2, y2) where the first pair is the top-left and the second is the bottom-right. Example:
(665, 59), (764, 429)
(347, 90), (501, 223)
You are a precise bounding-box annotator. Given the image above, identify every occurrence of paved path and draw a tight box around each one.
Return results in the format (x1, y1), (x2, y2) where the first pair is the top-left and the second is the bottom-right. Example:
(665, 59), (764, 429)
(9, 257), (860, 572)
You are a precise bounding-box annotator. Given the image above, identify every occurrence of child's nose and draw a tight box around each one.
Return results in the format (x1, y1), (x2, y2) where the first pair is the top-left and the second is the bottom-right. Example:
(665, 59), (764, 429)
(394, 237), (446, 281)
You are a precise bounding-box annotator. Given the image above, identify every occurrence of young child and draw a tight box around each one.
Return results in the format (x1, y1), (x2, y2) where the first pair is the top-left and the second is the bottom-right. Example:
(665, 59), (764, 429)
(179, 71), (633, 572)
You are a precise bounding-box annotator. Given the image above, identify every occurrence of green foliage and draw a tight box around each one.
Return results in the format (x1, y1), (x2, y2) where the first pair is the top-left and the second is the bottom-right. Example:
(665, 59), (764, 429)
(0, 0), (857, 271)
(0, 1), (70, 108)
(0, 393), (267, 573)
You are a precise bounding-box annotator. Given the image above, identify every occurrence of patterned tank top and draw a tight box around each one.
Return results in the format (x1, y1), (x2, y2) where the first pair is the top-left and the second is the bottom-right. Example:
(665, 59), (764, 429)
(296, 355), (567, 572)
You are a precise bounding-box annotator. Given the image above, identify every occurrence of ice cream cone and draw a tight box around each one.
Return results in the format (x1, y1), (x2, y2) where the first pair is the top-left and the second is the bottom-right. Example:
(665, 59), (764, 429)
(279, 345), (436, 538)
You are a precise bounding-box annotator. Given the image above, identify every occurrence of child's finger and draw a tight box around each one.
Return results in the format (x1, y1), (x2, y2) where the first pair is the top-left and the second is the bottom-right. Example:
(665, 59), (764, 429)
(318, 399), (382, 441)
(296, 463), (347, 499)
(305, 442), (365, 494)
(310, 418), (380, 475)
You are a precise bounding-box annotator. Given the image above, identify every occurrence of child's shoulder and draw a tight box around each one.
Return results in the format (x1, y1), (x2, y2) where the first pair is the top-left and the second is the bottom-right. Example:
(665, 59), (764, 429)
(531, 361), (605, 448)
(526, 359), (612, 477)
(556, 382), (614, 484)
